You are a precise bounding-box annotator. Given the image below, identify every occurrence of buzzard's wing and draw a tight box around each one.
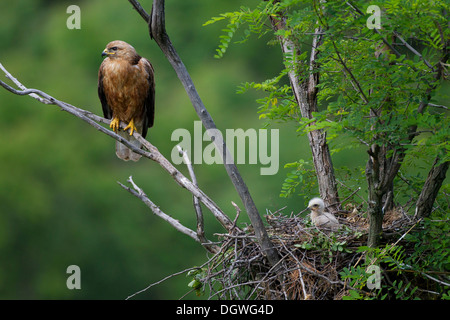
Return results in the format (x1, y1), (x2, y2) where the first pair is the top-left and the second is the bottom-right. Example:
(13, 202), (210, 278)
(98, 62), (112, 119)
(323, 212), (339, 225)
(141, 58), (155, 139)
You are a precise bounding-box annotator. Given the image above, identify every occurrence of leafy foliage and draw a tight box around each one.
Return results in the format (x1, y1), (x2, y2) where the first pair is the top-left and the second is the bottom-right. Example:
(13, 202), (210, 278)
(279, 159), (317, 198)
(187, 268), (208, 296)
(339, 211), (450, 300)
(405, 213), (450, 272)
(204, 0), (284, 58)
(206, 0), (449, 299)
(205, 0), (449, 202)
(294, 227), (354, 264)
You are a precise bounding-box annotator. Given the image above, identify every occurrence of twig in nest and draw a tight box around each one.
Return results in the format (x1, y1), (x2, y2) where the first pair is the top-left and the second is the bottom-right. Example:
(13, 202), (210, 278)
(230, 201), (241, 231)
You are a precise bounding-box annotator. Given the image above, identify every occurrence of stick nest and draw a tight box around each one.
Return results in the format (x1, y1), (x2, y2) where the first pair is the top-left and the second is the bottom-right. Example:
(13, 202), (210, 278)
(199, 207), (416, 300)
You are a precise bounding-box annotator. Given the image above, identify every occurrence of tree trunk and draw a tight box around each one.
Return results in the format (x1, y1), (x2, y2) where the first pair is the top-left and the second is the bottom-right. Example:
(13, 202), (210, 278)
(366, 145), (383, 247)
(415, 157), (449, 218)
(269, 15), (340, 213)
(365, 140), (401, 247)
(307, 127), (340, 213)
(367, 198), (384, 248)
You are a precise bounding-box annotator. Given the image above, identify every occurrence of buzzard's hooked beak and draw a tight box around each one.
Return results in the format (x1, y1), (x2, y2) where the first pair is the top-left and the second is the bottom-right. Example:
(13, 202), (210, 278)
(102, 48), (116, 57)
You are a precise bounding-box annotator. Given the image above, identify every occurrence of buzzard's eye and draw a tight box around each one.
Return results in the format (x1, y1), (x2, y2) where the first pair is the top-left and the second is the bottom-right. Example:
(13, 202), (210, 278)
(111, 47), (118, 51)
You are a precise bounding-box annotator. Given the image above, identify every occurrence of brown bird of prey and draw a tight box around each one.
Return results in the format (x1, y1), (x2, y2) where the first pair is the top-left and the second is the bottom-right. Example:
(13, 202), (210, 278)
(308, 197), (340, 231)
(98, 40), (155, 161)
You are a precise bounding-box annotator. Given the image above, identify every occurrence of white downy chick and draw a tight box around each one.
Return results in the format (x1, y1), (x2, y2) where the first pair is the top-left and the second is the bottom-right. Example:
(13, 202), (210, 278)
(308, 197), (340, 231)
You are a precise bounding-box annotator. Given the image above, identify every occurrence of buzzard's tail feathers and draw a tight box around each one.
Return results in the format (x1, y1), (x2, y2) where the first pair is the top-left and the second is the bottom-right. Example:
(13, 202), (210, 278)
(116, 131), (142, 162)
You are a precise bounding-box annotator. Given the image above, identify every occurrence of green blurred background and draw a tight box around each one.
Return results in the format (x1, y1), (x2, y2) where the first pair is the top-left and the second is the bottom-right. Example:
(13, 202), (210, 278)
(0, 0), (367, 299)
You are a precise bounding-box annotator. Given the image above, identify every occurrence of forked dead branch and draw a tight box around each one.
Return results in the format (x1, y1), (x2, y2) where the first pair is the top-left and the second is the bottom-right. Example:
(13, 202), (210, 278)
(0, 62), (232, 252)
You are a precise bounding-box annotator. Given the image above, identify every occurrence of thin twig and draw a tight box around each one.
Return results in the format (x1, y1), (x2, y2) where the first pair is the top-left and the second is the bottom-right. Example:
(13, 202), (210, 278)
(177, 145), (207, 244)
(331, 41), (369, 104)
(126, 246), (226, 300)
(393, 31), (434, 71)
(126, 266), (198, 300)
(230, 201), (241, 231)
(278, 237), (308, 299)
(428, 103), (448, 110)
(344, 1), (402, 57)
(119, 176), (219, 254)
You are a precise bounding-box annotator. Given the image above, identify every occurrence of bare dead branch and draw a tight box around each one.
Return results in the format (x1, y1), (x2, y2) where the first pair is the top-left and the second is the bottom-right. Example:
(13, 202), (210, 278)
(428, 103), (448, 110)
(119, 176), (220, 254)
(119, 177), (198, 242)
(128, 0), (151, 23)
(176, 145), (208, 245)
(0, 62), (234, 233)
(0, 63), (52, 104)
(131, 0), (280, 267)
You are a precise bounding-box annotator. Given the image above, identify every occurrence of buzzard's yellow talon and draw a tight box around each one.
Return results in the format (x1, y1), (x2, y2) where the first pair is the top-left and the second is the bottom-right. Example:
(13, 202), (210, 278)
(124, 118), (137, 136)
(110, 117), (120, 132)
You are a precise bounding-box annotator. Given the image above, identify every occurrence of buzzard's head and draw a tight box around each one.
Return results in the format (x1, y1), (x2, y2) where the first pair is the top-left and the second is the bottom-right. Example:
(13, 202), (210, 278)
(101, 40), (138, 62)
(308, 197), (325, 214)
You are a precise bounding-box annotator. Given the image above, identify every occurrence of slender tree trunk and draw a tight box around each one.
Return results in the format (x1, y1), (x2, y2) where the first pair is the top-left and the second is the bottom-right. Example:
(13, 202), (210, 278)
(366, 144), (384, 247)
(367, 150), (449, 247)
(269, 15), (340, 213)
(367, 197), (384, 248)
(415, 157), (449, 218)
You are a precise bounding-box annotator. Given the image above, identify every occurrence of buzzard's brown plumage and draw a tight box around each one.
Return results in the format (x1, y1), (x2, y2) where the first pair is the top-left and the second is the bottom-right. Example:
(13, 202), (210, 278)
(98, 40), (155, 161)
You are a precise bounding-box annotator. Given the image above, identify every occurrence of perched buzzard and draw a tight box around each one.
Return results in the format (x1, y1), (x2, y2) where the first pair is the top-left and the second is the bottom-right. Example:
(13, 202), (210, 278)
(98, 40), (155, 161)
(308, 197), (340, 231)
